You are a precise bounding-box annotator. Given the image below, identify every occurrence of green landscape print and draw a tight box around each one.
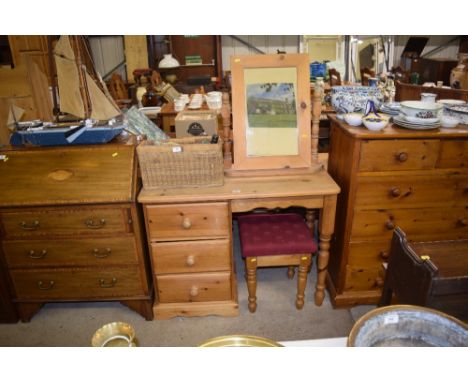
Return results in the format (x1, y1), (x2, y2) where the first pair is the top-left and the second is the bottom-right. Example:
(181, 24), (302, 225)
(246, 83), (297, 128)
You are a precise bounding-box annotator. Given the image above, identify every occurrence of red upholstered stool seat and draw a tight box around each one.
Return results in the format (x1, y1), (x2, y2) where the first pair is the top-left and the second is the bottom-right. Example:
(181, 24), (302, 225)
(238, 213), (317, 258)
(237, 213), (317, 313)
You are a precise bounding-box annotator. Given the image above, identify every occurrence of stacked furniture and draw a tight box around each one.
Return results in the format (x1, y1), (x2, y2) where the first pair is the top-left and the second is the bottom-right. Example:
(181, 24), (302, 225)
(327, 115), (468, 307)
(0, 142), (153, 321)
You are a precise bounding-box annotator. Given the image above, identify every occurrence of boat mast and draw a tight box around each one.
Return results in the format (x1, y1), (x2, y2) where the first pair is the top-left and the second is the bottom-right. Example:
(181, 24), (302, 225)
(72, 35), (91, 119)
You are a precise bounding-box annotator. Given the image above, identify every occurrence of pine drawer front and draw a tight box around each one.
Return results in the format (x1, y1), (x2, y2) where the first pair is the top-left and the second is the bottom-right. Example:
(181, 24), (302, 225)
(354, 172), (468, 209)
(0, 207), (130, 239)
(2, 237), (138, 268)
(10, 267), (145, 300)
(151, 239), (230, 275)
(437, 140), (468, 169)
(344, 265), (385, 292)
(157, 272), (232, 303)
(350, 207), (468, 242)
(146, 202), (230, 241)
(347, 241), (392, 268)
(358, 140), (440, 172)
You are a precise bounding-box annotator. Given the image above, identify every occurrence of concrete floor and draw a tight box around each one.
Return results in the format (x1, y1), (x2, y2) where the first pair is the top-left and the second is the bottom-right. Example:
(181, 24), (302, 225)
(0, 223), (376, 346)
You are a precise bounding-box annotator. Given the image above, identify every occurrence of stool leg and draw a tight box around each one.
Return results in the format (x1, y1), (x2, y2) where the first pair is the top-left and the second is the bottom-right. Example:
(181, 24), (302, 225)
(287, 266), (295, 279)
(246, 257), (258, 313)
(296, 254), (312, 310)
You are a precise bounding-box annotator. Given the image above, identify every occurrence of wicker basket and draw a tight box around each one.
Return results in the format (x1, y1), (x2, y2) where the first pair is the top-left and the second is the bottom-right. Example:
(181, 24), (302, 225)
(137, 136), (224, 189)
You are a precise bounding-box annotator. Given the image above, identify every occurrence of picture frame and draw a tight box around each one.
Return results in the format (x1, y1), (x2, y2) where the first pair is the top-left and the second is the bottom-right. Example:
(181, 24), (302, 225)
(230, 53), (311, 171)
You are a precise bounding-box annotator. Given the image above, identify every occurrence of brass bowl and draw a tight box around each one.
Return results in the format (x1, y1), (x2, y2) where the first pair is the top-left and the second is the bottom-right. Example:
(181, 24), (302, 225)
(91, 322), (137, 347)
(198, 335), (283, 347)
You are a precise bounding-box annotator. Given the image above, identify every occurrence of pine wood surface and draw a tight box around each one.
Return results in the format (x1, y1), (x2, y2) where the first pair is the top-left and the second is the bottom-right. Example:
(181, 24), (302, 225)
(151, 239), (230, 274)
(145, 202), (230, 241)
(327, 117), (468, 307)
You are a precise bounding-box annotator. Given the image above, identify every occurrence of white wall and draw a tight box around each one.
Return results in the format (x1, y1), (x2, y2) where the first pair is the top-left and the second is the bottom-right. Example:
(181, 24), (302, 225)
(221, 35), (300, 71)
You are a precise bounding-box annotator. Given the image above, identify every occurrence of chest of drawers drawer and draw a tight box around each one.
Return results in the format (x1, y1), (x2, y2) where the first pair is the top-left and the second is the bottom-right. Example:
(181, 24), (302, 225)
(2, 237), (138, 268)
(9, 266), (146, 300)
(355, 172), (468, 209)
(437, 140), (468, 168)
(145, 202), (229, 241)
(350, 207), (467, 242)
(151, 239), (230, 274)
(0, 207), (131, 239)
(358, 139), (440, 172)
(156, 272), (232, 303)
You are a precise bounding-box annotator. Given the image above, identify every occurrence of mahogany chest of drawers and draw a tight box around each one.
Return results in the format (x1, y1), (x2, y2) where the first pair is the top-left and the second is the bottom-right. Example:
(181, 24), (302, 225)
(0, 143), (153, 321)
(327, 116), (468, 307)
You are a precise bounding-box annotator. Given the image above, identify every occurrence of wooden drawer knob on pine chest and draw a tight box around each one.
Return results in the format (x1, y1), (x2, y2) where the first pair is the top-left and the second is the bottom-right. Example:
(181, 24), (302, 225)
(182, 217), (192, 229)
(395, 151), (408, 163)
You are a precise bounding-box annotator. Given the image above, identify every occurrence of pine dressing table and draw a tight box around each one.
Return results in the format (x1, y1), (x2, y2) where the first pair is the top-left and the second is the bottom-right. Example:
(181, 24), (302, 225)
(139, 55), (340, 319)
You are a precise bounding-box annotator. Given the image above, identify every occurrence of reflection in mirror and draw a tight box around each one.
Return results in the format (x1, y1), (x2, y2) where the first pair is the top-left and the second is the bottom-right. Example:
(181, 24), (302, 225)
(244, 67), (298, 157)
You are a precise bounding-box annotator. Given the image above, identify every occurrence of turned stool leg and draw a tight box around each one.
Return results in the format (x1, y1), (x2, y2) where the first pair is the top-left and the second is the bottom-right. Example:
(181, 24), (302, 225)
(287, 266), (295, 279)
(246, 257), (258, 313)
(296, 254), (312, 309)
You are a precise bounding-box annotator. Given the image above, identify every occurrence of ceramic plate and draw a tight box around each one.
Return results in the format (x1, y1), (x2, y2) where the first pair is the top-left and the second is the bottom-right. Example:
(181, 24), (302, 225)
(393, 116), (440, 130)
(404, 116), (440, 124)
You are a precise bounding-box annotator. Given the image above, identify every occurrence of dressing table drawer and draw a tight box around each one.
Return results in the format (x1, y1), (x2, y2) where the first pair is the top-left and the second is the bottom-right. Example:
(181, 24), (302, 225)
(145, 202), (229, 241)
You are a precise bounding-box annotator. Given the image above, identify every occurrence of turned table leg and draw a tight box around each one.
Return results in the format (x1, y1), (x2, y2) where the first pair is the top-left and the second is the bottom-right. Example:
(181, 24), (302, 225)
(246, 257), (258, 313)
(315, 195), (337, 306)
(296, 254), (312, 309)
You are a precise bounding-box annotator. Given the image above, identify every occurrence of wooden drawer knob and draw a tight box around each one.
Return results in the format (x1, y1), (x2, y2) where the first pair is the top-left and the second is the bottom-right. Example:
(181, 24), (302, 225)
(385, 220), (395, 230)
(375, 277), (384, 287)
(182, 217), (192, 229)
(19, 220), (39, 230)
(395, 151), (408, 163)
(190, 286), (199, 297)
(300, 101), (307, 110)
(458, 218), (467, 227)
(29, 249), (47, 259)
(186, 255), (195, 267)
(389, 187), (401, 197)
(379, 251), (389, 260)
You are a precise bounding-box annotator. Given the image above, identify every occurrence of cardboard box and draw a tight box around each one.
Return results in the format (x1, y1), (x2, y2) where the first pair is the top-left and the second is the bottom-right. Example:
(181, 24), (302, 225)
(175, 110), (218, 138)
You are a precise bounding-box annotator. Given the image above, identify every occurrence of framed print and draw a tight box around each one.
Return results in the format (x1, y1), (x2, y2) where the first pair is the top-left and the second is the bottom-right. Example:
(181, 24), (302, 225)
(231, 54), (311, 171)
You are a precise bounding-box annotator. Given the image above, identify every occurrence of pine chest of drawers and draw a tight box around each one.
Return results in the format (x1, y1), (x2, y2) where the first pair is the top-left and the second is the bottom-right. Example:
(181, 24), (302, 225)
(327, 116), (468, 307)
(0, 143), (153, 321)
(142, 201), (238, 319)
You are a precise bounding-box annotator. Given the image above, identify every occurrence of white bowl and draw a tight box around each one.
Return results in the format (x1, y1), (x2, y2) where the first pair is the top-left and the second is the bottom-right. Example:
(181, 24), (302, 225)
(440, 115), (459, 128)
(400, 101), (443, 119)
(362, 116), (389, 131)
(445, 104), (468, 124)
(344, 113), (363, 126)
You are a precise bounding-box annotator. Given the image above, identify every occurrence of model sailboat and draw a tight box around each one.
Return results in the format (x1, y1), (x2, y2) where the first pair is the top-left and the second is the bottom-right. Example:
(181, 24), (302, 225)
(10, 35), (125, 146)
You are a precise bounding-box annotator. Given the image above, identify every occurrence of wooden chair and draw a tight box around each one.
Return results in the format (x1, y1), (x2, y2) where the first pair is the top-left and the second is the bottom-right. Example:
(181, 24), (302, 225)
(328, 68), (342, 86)
(379, 227), (468, 320)
(360, 67), (375, 86)
(238, 213), (317, 313)
(107, 73), (131, 108)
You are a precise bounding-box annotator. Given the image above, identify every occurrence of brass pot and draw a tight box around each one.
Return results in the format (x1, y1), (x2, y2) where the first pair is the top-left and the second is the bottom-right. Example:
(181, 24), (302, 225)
(198, 335), (282, 347)
(91, 322), (136, 347)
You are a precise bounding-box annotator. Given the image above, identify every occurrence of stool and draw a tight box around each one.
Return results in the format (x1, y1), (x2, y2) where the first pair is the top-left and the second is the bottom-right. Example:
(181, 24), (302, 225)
(238, 213), (317, 313)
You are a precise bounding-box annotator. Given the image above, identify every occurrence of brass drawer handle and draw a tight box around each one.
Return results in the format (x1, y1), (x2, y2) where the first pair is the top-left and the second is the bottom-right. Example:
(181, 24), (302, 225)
(379, 251), (389, 260)
(385, 220), (395, 230)
(37, 280), (55, 290)
(99, 278), (117, 288)
(29, 249), (47, 259)
(389, 187), (401, 197)
(182, 217), (192, 229)
(395, 151), (408, 163)
(85, 218), (106, 229)
(92, 248), (111, 258)
(458, 218), (467, 227)
(186, 255), (195, 267)
(19, 220), (39, 230)
(190, 286), (199, 297)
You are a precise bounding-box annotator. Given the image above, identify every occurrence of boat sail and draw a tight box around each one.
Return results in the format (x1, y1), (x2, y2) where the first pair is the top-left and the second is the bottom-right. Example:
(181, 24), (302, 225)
(53, 35), (121, 121)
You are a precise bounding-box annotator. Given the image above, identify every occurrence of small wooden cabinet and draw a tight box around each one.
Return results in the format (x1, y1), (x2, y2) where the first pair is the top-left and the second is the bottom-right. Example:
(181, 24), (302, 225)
(143, 201), (238, 319)
(0, 142), (153, 321)
(327, 116), (468, 307)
